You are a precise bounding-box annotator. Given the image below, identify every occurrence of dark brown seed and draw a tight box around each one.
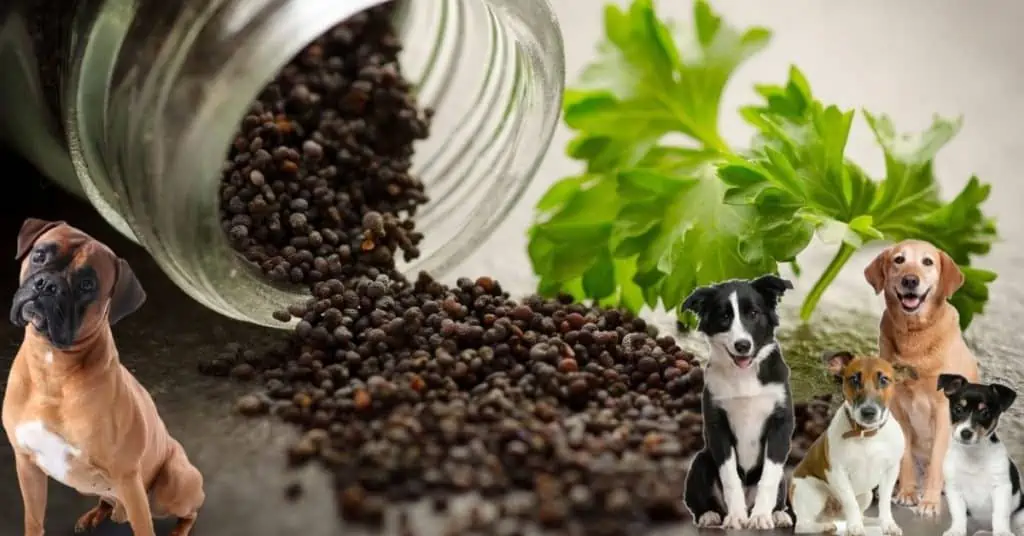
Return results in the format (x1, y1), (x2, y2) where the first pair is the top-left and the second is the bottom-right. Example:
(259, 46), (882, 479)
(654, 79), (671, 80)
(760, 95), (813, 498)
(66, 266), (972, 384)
(272, 310), (291, 322)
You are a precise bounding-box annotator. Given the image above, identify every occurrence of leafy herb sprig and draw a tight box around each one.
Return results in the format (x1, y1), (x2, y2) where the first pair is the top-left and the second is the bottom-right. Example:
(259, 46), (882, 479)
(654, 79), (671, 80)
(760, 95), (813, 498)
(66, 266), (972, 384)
(528, 0), (997, 329)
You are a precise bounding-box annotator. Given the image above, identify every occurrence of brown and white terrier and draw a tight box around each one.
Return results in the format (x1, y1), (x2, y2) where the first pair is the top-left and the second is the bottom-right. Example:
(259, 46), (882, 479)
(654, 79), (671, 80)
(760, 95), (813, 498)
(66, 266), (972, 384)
(2, 218), (204, 536)
(790, 351), (917, 536)
(864, 239), (980, 516)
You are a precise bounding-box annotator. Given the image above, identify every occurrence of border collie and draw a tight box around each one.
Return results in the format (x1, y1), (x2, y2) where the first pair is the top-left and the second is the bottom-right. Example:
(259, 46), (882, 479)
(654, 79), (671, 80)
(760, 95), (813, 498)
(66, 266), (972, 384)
(681, 275), (796, 530)
(939, 374), (1024, 536)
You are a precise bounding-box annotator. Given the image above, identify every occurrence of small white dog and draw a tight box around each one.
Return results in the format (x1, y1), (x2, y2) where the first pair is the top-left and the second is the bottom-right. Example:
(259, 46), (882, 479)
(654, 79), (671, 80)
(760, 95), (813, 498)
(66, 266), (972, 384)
(790, 351), (917, 535)
(939, 374), (1024, 536)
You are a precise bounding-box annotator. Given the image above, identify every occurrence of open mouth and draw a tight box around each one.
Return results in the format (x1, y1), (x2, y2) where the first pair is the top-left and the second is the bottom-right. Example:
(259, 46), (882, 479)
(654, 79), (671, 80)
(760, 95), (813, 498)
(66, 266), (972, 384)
(728, 352), (754, 369)
(896, 288), (930, 312)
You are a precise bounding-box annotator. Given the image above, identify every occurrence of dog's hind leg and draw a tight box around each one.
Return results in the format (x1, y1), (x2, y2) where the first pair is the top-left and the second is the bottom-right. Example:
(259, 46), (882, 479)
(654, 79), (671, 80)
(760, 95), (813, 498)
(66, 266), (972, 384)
(790, 476), (835, 534)
(684, 450), (727, 528)
(151, 441), (205, 536)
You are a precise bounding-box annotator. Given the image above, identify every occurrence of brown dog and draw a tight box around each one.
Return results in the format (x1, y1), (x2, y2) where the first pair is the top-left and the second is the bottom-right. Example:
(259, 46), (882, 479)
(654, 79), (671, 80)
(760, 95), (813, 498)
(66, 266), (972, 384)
(2, 219), (204, 536)
(864, 239), (980, 517)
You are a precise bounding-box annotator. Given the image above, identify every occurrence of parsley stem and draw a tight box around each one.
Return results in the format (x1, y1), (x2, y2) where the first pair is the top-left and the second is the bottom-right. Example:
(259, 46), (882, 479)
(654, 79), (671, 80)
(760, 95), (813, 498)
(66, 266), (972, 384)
(799, 242), (857, 322)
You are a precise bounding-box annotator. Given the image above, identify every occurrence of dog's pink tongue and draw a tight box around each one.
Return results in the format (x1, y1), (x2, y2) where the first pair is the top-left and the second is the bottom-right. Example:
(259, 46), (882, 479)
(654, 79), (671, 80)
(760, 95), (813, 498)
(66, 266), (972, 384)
(735, 357), (753, 369)
(901, 295), (921, 309)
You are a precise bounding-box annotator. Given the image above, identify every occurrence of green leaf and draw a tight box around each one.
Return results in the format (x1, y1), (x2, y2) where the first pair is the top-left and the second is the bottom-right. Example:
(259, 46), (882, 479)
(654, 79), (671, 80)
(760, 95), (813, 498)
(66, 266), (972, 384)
(582, 251), (617, 299)
(565, 0), (771, 160)
(950, 266), (998, 330)
(866, 113), (960, 224)
(614, 158), (776, 311)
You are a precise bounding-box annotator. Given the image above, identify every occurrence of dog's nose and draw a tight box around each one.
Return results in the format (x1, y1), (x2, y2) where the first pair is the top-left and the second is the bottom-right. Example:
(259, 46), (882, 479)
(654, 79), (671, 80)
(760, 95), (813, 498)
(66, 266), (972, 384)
(859, 406), (878, 421)
(901, 275), (919, 289)
(960, 429), (974, 441)
(733, 340), (752, 355)
(33, 276), (61, 296)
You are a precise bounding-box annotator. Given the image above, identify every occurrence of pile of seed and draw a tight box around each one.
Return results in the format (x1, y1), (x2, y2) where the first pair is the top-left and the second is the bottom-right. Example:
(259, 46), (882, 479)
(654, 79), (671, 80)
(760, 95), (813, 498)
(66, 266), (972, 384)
(206, 3), (836, 533)
(201, 275), (835, 533)
(218, 2), (430, 288)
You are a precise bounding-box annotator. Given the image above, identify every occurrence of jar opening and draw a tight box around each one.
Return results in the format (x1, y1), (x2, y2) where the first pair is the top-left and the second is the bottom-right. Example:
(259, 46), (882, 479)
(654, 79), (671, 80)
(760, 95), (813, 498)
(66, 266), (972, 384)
(78, 0), (564, 327)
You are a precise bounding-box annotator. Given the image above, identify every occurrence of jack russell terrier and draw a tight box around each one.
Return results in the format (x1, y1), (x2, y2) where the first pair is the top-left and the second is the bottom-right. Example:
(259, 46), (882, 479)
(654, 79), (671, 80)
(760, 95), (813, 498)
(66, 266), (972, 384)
(790, 350), (917, 535)
(939, 374), (1024, 536)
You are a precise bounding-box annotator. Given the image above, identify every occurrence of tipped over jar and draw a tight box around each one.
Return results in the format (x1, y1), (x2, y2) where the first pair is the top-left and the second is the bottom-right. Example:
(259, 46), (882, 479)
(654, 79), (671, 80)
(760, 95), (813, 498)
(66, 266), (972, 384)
(0, 0), (565, 328)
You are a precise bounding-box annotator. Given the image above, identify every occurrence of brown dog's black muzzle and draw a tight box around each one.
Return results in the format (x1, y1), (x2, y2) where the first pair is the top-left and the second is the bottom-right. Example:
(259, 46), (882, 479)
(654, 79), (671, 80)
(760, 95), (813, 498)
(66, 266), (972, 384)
(11, 270), (81, 348)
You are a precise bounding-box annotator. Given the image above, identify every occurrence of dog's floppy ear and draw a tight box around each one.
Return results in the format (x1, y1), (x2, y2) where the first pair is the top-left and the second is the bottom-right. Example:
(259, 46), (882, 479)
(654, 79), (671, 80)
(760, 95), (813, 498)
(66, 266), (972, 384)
(16, 218), (64, 261)
(892, 362), (918, 383)
(937, 249), (965, 300)
(822, 350), (855, 381)
(864, 246), (891, 295)
(681, 286), (714, 319)
(750, 274), (793, 307)
(937, 373), (968, 397)
(990, 383), (1017, 413)
(109, 258), (146, 326)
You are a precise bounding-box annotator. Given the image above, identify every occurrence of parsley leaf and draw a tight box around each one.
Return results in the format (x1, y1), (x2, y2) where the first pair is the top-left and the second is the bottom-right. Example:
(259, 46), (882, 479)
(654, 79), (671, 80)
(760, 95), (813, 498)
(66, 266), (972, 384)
(615, 149), (775, 311)
(528, 0), (999, 329)
(529, 0), (770, 310)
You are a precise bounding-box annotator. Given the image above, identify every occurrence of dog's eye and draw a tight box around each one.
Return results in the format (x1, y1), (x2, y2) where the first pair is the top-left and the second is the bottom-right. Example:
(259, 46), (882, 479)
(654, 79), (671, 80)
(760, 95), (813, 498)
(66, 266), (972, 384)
(78, 279), (96, 293)
(878, 375), (890, 387)
(847, 374), (860, 387)
(893, 255), (905, 265)
(922, 257), (934, 266)
(30, 250), (46, 264)
(746, 309), (760, 319)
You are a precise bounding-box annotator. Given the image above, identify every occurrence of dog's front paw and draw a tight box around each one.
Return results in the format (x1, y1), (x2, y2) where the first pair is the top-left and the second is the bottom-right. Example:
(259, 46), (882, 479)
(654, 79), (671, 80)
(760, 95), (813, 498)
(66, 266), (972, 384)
(991, 531), (1015, 536)
(913, 498), (940, 517)
(744, 512), (774, 530)
(771, 510), (793, 528)
(695, 512), (721, 528)
(846, 521), (867, 536)
(940, 529), (966, 536)
(721, 512), (748, 530)
(893, 488), (919, 507)
(879, 519), (903, 536)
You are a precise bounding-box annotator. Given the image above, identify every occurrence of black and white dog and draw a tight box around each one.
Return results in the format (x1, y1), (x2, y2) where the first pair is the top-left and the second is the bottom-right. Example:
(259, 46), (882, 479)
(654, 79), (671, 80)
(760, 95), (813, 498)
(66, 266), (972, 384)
(681, 275), (796, 530)
(939, 374), (1024, 536)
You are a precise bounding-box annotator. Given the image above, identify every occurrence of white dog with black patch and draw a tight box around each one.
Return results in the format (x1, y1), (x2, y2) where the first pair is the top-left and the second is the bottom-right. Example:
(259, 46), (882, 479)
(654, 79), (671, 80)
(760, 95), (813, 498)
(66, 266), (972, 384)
(681, 276), (796, 530)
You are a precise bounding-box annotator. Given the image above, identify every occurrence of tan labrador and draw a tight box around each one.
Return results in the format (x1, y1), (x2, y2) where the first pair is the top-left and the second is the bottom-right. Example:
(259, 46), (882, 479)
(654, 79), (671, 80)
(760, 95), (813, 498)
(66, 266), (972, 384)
(864, 239), (979, 517)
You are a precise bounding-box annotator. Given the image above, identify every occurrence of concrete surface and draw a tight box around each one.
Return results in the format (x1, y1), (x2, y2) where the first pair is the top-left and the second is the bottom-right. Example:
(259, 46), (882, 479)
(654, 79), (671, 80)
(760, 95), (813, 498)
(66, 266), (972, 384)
(1, 0), (1023, 535)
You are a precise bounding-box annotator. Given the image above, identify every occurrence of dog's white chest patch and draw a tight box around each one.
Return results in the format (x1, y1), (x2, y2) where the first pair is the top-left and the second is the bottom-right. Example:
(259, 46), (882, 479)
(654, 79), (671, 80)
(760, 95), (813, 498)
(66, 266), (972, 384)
(944, 442), (1014, 520)
(14, 420), (82, 485)
(707, 364), (786, 471)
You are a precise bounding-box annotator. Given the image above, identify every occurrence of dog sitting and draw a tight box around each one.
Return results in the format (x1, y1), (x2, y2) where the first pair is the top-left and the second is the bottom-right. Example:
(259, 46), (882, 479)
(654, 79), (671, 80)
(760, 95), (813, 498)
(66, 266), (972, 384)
(939, 374), (1024, 536)
(864, 239), (980, 516)
(790, 350), (917, 535)
(2, 219), (204, 536)
(681, 275), (796, 530)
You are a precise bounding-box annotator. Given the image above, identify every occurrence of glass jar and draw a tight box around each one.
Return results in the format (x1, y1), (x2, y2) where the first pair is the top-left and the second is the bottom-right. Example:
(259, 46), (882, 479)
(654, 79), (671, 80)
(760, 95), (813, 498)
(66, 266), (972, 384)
(0, 0), (565, 328)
